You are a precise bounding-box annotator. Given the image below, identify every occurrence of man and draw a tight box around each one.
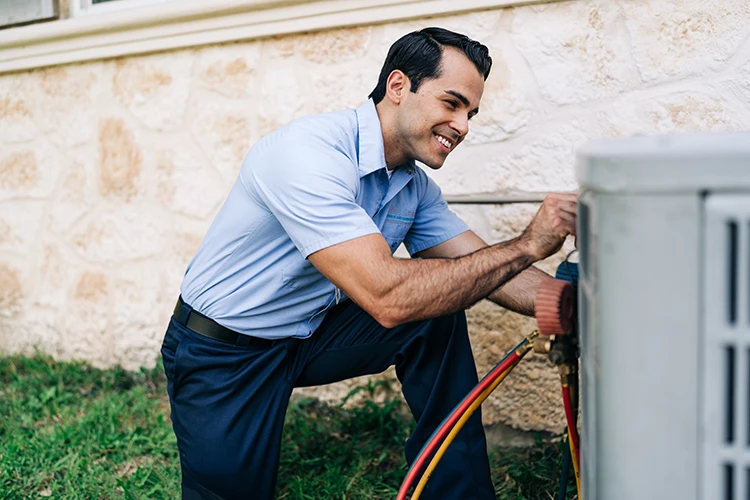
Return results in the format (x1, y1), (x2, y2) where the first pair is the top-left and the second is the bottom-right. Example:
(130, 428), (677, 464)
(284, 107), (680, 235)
(162, 27), (577, 499)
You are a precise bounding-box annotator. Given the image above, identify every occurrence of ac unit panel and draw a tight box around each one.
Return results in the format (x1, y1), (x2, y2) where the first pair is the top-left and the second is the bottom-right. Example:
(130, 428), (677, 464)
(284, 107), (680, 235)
(579, 192), (701, 500)
(702, 196), (750, 500)
(577, 130), (750, 500)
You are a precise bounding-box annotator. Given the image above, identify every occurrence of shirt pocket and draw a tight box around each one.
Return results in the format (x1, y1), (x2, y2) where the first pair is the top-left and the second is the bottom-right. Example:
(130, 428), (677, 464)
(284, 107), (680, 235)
(381, 209), (415, 253)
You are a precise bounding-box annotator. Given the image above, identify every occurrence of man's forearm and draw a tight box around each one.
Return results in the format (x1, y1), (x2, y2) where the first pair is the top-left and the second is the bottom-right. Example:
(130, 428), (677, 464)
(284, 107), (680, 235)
(375, 237), (536, 326)
(310, 193), (578, 328)
(487, 266), (552, 317)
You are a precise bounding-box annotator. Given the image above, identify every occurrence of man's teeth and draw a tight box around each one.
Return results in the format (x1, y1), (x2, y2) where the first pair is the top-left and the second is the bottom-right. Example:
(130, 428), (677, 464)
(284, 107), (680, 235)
(435, 134), (453, 149)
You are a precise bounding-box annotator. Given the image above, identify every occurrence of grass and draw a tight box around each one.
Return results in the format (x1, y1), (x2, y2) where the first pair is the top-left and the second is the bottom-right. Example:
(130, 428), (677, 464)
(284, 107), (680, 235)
(0, 353), (575, 499)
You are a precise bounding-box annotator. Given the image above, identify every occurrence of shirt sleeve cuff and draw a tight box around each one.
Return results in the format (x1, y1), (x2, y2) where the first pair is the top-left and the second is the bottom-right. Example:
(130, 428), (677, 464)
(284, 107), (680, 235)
(300, 226), (383, 258)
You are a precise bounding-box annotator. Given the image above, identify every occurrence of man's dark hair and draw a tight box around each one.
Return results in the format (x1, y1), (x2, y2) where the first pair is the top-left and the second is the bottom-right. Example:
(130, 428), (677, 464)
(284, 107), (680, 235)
(369, 27), (492, 104)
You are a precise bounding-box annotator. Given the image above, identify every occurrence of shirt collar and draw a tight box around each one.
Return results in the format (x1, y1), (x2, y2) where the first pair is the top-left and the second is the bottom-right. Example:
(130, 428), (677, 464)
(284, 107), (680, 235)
(355, 98), (388, 178)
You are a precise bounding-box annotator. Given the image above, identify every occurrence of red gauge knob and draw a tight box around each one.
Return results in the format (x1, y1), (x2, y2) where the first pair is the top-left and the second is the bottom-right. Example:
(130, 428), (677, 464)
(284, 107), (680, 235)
(535, 279), (575, 335)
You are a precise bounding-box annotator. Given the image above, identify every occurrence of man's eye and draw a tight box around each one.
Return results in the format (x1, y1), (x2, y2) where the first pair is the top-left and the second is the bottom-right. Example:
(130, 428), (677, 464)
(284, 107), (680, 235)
(445, 100), (458, 109)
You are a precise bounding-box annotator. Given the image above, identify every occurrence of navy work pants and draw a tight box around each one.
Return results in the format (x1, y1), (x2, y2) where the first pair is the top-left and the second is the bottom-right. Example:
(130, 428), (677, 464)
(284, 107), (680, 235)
(161, 299), (495, 499)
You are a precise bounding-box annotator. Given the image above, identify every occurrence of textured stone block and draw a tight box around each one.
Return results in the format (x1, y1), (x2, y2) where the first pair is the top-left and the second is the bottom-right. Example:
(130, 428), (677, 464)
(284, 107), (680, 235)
(98, 118), (143, 202)
(73, 271), (109, 304)
(311, 67), (373, 115)
(600, 90), (750, 136)
(484, 124), (588, 192)
(69, 208), (165, 263)
(0, 201), (43, 254)
(153, 147), (227, 219)
(268, 27), (372, 65)
(623, 0), (750, 83)
(112, 53), (193, 131)
(34, 242), (70, 309)
(0, 262), (23, 318)
(47, 159), (95, 234)
(0, 146), (60, 200)
(721, 58), (750, 106)
(0, 310), (61, 358)
(0, 151), (38, 192)
(191, 100), (256, 183)
(162, 224), (209, 300)
(0, 74), (37, 143)
(172, 229), (205, 268)
(258, 65), (306, 138)
(464, 53), (532, 145)
(110, 266), (165, 370)
(426, 144), (500, 196)
(33, 65), (101, 147)
(511, 0), (639, 105)
(196, 42), (261, 99)
(59, 305), (111, 368)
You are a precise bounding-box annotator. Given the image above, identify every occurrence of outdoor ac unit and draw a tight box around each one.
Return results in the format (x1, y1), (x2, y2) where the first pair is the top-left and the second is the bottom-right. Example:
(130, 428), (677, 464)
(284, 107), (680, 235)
(577, 131), (750, 500)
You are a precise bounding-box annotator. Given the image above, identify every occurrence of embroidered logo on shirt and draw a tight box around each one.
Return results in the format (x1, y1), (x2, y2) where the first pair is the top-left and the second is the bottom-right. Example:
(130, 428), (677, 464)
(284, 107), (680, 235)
(386, 214), (415, 223)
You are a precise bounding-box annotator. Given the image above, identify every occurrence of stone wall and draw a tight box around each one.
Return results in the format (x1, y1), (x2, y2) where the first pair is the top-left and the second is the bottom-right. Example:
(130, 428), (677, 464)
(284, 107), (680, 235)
(1, 0), (749, 434)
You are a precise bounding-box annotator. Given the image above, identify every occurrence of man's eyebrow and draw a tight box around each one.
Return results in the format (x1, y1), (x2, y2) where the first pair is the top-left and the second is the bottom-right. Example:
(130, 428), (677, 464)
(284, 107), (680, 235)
(444, 90), (470, 106)
(445, 90), (479, 115)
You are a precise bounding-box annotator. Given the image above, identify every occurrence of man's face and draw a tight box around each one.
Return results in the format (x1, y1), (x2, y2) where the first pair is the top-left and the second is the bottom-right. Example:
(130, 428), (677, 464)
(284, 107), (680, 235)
(396, 48), (485, 169)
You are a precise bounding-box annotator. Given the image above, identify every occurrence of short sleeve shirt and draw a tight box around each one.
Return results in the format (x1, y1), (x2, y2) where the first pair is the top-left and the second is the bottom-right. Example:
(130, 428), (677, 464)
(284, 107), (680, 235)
(180, 99), (470, 339)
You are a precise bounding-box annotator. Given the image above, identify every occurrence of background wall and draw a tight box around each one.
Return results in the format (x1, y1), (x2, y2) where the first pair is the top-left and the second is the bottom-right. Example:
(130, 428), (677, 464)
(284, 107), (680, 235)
(1, 0), (749, 434)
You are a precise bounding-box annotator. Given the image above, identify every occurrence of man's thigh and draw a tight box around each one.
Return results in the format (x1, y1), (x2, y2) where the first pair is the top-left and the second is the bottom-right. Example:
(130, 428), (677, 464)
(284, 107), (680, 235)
(291, 299), (463, 388)
(162, 320), (296, 499)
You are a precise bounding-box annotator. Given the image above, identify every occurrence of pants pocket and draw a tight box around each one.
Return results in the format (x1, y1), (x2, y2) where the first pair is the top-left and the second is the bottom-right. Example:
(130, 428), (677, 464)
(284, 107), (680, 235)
(161, 318), (183, 399)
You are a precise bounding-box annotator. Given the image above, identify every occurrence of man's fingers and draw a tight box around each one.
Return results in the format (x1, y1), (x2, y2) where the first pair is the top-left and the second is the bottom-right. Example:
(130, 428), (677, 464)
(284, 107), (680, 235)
(557, 212), (577, 236)
(547, 192), (577, 202)
(524, 192), (578, 259)
(549, 194), (577, 233)
(558, 211), (576, 224)
(557, 200), (577, 216)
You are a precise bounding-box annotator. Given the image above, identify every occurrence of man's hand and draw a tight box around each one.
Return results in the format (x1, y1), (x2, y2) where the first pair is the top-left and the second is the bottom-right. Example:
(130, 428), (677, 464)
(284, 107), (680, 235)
(520, 193), (578, 261)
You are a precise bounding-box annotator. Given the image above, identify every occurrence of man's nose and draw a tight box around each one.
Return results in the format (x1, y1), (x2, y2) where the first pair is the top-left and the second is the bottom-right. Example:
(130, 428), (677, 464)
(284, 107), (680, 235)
(452, 114), (469, 138)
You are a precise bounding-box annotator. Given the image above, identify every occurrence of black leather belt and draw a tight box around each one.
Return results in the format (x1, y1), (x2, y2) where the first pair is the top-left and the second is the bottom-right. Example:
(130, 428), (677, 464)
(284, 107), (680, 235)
(173, 296), (276, 348)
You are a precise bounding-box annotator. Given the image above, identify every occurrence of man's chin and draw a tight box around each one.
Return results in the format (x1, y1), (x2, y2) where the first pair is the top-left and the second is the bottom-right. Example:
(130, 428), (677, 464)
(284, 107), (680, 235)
(420, 157), (446, 170)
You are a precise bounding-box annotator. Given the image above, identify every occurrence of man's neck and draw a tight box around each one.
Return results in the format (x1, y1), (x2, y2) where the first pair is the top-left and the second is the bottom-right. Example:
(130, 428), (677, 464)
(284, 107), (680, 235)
(375, 100), (408, 169)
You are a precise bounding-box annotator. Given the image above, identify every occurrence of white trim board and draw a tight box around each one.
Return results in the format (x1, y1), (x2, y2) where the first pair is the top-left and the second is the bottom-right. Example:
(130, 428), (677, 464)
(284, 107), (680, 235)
(0, 0), (561, 74)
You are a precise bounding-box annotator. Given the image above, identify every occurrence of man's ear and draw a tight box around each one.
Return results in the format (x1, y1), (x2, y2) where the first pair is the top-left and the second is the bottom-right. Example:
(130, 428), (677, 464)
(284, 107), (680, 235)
(385, 70), (408, 104)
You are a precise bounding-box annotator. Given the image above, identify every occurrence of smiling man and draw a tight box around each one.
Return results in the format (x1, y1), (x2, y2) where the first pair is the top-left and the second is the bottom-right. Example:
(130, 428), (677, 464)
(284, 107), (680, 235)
(161, 28), (577, 500)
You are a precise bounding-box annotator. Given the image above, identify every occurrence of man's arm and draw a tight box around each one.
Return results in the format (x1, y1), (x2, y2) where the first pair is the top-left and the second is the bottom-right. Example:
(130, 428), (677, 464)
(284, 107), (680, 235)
(308, 193), (576, 328)
(415, 229), (553, 317)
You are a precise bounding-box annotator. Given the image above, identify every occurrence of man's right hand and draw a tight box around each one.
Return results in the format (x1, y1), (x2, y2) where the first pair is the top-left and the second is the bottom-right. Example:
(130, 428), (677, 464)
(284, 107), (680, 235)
(520, 193), (578, 261)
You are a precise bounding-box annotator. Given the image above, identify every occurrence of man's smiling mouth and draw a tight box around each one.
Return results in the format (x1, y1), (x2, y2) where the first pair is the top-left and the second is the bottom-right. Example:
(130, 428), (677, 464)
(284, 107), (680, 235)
(434, 133), (454, 151)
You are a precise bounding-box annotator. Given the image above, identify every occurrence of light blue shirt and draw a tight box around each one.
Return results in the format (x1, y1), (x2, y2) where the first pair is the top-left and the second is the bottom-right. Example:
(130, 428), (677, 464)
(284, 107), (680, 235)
(180, 99), (469, 339)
